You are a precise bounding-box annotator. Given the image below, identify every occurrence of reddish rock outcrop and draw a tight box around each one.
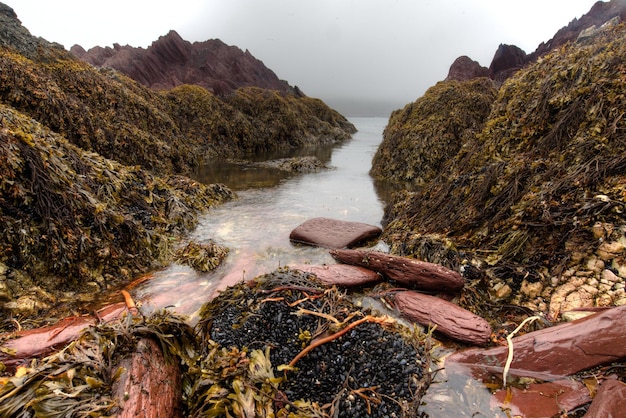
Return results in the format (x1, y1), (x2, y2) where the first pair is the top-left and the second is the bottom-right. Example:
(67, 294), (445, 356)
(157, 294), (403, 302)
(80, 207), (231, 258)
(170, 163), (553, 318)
(289, 218), (382, 249)
(446, 304), (626, 381)
(330, 249), (465, 292)
(392, 290), (491, 345)
(71, 30), (296, 96)
(289, 264), (381, 287)
(445, 55), (489, 82)
(488, 44), (527, 82)
(531, 0), (626, 60)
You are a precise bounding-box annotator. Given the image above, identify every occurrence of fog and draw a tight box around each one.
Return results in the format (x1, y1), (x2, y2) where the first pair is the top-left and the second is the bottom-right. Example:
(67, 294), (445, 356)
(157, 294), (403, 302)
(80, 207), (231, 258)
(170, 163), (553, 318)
(9, 0), (601, 116)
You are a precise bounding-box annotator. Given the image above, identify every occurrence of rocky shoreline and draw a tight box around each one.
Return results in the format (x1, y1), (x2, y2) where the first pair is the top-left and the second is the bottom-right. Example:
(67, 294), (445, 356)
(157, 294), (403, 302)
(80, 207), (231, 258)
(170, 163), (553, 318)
(2, 0), (626, 416)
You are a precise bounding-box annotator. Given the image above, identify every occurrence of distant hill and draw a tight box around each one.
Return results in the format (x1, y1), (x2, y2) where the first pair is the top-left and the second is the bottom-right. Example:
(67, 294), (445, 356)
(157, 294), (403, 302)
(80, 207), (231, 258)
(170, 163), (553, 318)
(71, 30), (298, 96)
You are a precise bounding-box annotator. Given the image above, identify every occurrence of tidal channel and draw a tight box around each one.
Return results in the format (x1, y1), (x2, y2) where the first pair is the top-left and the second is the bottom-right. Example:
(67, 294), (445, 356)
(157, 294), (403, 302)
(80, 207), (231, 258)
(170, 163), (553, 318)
(127, 116), (500, 417)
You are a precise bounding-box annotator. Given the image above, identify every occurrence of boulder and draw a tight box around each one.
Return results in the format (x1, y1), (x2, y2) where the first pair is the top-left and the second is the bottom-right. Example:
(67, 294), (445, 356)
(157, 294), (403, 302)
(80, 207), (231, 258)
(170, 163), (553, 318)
(446, 304), (626, 380)
(112, 338), (183, 418)
(330, 249), (464, 292)
(584, 379), (626, 417)
(289, 264), (381, 287)
(289, 217), (382, 249)
(392, 290), (491, 346)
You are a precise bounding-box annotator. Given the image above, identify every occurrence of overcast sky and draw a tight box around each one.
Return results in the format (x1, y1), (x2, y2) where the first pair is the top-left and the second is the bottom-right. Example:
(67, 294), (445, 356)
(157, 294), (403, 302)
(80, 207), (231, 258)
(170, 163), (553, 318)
(8, 0), (601, 116)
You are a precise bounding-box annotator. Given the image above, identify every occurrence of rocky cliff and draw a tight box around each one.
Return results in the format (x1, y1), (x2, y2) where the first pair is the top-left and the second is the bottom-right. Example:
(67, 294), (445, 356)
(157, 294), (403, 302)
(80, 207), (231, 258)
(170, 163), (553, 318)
(71, 30), (297, 96)
(446, 0), (626, 82)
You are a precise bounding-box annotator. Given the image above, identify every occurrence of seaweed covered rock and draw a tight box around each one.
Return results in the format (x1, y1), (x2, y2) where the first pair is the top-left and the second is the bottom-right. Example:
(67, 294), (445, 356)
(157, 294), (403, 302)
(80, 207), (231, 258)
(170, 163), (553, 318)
(193, 269), (431, 417)
(371, 78), (497, 185)
(377, 23), (626, 317)
(0, 104), (233, 312)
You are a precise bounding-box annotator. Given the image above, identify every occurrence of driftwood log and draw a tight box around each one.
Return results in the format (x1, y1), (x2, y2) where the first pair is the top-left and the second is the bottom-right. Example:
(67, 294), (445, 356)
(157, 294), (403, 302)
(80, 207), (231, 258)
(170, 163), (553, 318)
(111, 338), (183, 418)
(330, 249), (464, 292)
(392, 290), (492, 346)
(289, 264), (382, 287)
(446, 304), (626, 380)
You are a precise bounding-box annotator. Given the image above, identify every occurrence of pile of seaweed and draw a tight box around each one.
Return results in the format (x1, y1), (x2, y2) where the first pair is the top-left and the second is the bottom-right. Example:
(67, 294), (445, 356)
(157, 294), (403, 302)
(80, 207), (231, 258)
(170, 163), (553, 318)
(0, 310), (197, 417)
(0, 104), (233, 315)
(373, 23), (626, 304)
(0, 270), (431, 417)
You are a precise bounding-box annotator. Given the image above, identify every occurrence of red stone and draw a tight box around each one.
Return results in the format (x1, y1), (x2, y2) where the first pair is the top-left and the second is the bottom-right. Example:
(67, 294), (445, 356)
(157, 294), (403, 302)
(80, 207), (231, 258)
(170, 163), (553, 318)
(330, 249), (464, 292)
(289, 264), (381, 287)
(584, 379), (626, 417)
(446, 305), (626, 381)
(392, 290), (491, 345)
(289, 218), (381, 249)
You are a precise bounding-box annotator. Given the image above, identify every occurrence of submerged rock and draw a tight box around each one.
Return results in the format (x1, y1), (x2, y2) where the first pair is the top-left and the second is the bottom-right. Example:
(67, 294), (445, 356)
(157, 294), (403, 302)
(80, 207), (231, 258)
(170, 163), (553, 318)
(289, 264), (381, 287)
(492, 379), (592, 417)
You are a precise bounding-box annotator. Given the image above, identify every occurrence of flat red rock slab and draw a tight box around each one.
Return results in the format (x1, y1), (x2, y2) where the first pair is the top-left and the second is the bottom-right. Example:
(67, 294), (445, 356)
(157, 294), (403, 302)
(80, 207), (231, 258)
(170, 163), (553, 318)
(584, 379), (626, 417)
(289, 264), (381, 287)
(492, 379), (591, 417)
(330, 248), (465, 292)
(446, 304), (626, 381)
(392, 290), (492, 346)
(289, 217), (382, 249)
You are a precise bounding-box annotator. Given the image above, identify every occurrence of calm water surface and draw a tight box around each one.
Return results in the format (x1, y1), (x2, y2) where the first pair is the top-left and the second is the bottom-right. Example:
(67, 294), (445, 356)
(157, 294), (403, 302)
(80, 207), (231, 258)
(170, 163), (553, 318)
(128, 116), (501, 417)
